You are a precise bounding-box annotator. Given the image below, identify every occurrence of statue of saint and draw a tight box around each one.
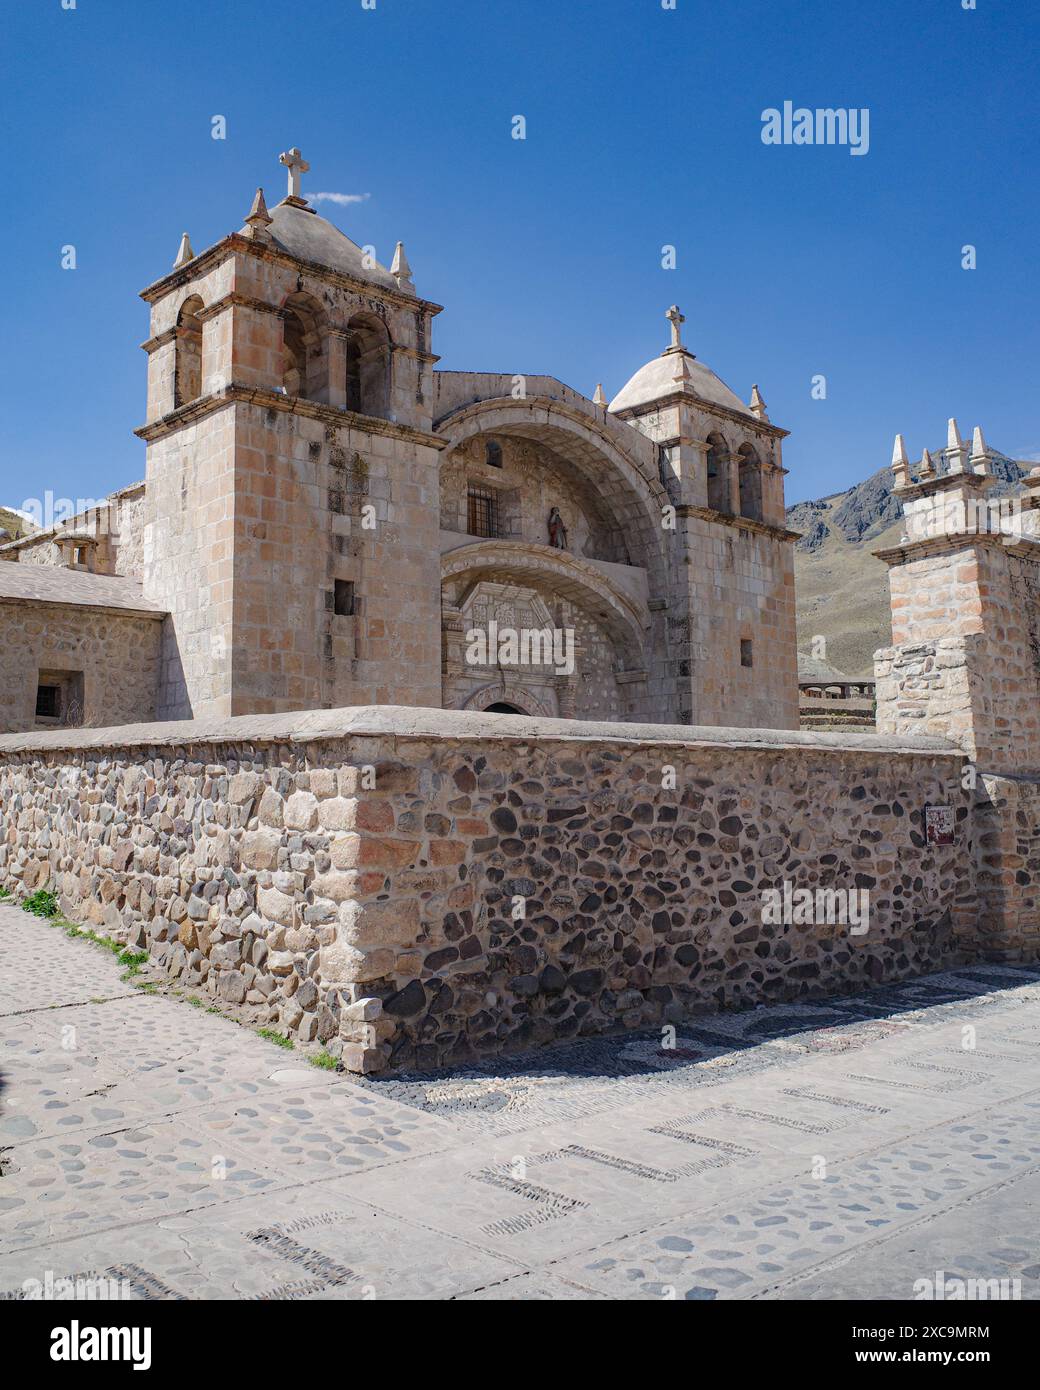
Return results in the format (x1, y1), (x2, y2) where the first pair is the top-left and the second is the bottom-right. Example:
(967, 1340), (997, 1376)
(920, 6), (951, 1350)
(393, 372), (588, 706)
(547, 507), (568, 550)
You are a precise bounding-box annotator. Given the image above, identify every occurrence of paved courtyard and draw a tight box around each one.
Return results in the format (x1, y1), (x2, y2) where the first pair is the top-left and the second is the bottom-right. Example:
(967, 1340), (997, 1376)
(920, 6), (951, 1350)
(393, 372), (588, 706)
(1, 901), (1039, 1301)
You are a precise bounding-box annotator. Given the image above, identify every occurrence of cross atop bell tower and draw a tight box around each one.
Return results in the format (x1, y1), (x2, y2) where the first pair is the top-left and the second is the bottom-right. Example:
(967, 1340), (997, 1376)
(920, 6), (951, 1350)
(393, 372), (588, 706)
(665, 304), (685, 352)
(278, 146), (310, 206)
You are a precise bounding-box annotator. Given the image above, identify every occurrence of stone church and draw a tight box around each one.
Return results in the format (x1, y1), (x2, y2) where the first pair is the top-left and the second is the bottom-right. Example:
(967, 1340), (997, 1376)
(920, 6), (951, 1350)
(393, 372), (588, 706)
(0, 150), (799, 734)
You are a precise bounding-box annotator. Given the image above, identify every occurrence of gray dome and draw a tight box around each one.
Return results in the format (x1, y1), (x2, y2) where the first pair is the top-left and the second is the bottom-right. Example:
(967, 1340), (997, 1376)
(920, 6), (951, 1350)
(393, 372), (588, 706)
(251, 200), (399, 291)
(609, 349), (750, 416)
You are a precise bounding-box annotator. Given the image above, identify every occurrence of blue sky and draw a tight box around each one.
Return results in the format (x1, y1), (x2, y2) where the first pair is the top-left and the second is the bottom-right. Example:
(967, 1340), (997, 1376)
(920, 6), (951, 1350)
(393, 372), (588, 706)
(1, 0), (1036, 509)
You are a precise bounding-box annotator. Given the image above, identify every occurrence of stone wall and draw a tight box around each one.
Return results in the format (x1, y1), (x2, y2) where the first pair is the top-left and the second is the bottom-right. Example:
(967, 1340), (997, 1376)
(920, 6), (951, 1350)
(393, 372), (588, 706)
(877, 533), (1040, 774)
(0, 600), (161, 733)
(0, 707), (987, 1074)
(0, 483), (148, 580)
(973, 773), (1040, 956)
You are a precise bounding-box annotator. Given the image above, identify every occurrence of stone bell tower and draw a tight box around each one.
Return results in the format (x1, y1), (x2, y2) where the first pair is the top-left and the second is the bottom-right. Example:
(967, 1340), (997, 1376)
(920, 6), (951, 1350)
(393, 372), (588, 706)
(608, 306), (800, 729)
(136, 149), (445, 718)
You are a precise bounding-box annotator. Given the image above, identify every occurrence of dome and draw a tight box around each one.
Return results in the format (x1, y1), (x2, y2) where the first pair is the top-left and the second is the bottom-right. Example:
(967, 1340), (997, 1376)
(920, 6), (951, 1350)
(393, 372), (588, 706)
(608, 348), (751, 417)
(248, 199), (400, 292)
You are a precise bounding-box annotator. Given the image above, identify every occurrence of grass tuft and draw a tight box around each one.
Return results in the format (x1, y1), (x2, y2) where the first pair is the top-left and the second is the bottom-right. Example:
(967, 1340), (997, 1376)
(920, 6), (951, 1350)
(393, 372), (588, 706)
(22, 889), (59, 918)
(257, 1028), (294, 1050)
(309, 1049), (339, 1071)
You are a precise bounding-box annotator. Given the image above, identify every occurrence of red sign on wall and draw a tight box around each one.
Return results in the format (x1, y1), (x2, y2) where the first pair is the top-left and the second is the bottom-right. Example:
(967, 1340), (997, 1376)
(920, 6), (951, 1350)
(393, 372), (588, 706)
(925, 804), (955, 846)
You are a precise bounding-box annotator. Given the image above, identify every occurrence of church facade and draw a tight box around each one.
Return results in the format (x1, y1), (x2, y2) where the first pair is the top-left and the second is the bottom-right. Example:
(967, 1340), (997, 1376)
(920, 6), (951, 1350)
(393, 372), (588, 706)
(0, 151), (800, 734)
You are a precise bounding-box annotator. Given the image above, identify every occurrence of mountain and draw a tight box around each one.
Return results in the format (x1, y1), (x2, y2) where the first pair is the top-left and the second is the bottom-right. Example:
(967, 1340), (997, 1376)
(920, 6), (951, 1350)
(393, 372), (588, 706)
(0, 507), (34, 543)
(788, 447), (1031, 679)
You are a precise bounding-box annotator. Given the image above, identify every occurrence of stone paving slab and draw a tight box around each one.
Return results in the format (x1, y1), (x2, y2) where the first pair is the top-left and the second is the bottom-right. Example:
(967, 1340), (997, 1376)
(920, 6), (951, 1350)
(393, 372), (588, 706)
(2, 903), (1040, 1299)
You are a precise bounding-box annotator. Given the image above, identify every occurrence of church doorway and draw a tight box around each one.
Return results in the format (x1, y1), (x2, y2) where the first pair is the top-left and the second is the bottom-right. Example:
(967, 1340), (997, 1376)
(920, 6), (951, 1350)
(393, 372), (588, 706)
(484, 701), (527, 714)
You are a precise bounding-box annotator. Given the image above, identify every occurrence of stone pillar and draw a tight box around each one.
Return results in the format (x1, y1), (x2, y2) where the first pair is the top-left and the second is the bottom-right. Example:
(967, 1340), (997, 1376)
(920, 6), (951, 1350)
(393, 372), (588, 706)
(146, 333), (177, 421)
(727, 452), (742, 517)
(668, 439), (710, 509)
(327, 330), (349, 411)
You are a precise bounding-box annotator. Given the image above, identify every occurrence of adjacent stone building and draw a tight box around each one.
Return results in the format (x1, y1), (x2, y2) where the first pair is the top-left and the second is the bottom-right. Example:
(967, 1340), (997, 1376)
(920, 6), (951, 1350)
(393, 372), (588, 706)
(0, 150), (799, 734)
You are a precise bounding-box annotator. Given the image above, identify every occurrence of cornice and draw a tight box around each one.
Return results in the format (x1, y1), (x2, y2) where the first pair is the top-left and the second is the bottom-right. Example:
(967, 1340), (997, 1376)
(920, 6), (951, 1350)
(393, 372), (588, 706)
(676, 505), (800, 543)
(134, 383), (446, 449)
(139, 234), (443, 317)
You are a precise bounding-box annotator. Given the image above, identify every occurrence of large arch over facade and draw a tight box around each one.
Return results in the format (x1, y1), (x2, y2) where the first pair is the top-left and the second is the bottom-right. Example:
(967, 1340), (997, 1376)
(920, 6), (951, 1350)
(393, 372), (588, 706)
(434, 395), (671, 597)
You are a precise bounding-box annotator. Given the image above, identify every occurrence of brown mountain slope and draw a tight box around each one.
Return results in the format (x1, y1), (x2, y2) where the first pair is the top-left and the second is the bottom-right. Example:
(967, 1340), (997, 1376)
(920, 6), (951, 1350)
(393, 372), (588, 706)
(0, 508), (33, 542)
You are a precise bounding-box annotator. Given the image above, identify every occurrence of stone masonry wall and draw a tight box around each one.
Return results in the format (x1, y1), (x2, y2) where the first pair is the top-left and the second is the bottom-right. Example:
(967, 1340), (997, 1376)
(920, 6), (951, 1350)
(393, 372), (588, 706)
(877, 540), (1040, 773)
(0, 708), (984, 1074)
(972, 773), (1040, 956)
(0, 601), (161, 733)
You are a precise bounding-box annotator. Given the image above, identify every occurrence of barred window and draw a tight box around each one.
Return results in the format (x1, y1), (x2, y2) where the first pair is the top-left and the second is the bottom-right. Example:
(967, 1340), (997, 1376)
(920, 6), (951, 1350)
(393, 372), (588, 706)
(467, 484), (500, 538)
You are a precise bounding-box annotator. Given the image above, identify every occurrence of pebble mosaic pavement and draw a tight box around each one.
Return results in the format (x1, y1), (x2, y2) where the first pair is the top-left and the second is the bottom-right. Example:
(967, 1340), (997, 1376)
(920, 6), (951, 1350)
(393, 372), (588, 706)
(1, 903), (1039, 1300)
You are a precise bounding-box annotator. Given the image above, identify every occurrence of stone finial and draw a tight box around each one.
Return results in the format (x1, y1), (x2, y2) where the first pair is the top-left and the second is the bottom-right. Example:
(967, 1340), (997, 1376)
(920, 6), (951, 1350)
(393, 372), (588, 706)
(891, 433), (910, 487)
(278, 146), (310, 203)
(919, 447), (936, 480)
(390, 240), (414, 292)
(749, 384), (769, 421)
(244, 187), (272, 241)
(970, 424), (992, 476)
(592, 382), (607, 408)
(173, 232), (195, 269)
(945, 417), (969, 475)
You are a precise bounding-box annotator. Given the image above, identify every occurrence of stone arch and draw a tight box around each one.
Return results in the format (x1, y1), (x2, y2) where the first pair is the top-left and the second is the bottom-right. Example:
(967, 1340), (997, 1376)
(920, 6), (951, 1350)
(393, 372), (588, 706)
(281, 291), (328, 402)
(441, 539), (649, 670)
(174, 294), (204, 407)
(463, 682), (556, 718)
(434, 396), (670, 596)
(706, 431), (732, 514)
(738, 441), (764, 522)
(344, 311), (390, 418)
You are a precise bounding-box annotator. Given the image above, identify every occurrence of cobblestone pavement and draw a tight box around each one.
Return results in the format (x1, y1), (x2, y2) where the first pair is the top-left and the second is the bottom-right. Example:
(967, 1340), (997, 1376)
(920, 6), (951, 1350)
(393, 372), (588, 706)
(2, 903), (1039, 1300)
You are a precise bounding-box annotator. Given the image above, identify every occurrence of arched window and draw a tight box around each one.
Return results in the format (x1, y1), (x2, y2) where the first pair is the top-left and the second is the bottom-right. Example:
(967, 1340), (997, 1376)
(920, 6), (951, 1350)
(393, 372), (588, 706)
(484, 439), (503, 468)
(706, 434), (731, 514)
(738, 443), (764, 522)
(174, 295), (204, 407)
(343, 312), (390, 418)
(281, 293), (328, 402)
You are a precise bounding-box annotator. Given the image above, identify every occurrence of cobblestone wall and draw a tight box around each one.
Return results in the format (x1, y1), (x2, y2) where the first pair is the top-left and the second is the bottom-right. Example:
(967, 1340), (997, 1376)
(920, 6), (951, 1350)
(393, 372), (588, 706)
(0, 601), (161, 733)
(0, 708), (986, 1073)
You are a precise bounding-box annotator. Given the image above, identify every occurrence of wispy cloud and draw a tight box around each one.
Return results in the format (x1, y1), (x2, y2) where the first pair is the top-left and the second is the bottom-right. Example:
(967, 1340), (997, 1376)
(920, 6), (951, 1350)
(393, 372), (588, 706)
(310, 191), (371, 206)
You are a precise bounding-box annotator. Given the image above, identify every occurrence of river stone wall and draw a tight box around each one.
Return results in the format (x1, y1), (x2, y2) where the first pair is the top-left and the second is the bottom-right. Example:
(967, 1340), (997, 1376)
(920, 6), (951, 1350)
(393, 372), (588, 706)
(0, 707), (981, 1073)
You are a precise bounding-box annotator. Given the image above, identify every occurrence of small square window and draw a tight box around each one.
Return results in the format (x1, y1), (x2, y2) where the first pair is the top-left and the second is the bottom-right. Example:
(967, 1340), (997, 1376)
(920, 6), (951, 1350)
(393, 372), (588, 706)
(740, 639), (753, 668)
(334, 579), (355, 616)
(36, 684), (61, 718)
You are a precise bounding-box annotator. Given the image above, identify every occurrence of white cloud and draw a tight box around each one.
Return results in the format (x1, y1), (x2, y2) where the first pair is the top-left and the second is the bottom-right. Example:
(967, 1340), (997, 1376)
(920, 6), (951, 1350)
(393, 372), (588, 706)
(310, 191), (371, 206)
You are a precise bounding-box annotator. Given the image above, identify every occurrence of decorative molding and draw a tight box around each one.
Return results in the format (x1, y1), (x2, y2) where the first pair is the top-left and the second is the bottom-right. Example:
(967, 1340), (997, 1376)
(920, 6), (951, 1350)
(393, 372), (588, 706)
(139, 233), (444, 319)
(135, 383), (447, 448)
(675, 505), (800, 543)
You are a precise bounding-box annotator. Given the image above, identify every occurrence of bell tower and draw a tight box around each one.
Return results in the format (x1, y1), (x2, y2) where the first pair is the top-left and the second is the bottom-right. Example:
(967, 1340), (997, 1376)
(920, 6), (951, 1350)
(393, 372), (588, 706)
(136, 149), (445, 718)
(608, 307), (799, 729)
